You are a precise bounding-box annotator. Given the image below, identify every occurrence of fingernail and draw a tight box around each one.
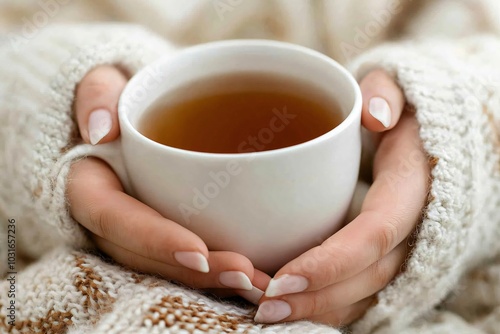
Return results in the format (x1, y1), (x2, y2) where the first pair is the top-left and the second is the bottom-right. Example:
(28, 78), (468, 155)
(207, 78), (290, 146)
(219, 271), (253, 291)
(89, 109), (112, 145)
(369, 97), (391, 128)
(265, 274), (309, 297)
(174, 252), (209, 273)
(254, 300), (292, 323)
(237, 286), (264, 304)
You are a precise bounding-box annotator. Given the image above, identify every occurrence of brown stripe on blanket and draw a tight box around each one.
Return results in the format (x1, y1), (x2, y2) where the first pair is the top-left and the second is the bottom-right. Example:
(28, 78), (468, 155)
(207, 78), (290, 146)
(0, 253), (116, 333)
(74, 254), (116, 318)
(0, 302), (73, 334)
(143, 295), (257, 333)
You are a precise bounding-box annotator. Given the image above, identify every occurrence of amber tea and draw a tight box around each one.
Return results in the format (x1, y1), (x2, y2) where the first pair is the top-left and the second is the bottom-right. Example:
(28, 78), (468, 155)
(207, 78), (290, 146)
(139, 72), (343, 154)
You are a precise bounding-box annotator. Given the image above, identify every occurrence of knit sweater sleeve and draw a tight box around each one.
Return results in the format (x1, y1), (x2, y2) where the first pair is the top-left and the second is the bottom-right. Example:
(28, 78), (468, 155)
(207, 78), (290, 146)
(348, 35), (500, 333)
(0, 24), (175, 262)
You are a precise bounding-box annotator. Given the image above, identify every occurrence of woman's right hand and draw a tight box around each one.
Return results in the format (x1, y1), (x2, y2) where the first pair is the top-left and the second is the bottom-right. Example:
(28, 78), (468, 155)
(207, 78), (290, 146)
(67, 66), (269, 302)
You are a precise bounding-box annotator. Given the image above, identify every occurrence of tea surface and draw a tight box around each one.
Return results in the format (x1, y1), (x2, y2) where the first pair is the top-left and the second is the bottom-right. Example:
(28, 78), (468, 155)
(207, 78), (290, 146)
(139, 73), (343, 153)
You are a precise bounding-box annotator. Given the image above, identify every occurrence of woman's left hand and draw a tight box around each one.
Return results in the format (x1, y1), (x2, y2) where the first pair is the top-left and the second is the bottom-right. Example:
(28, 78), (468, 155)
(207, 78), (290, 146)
(254, 70), (431, 325)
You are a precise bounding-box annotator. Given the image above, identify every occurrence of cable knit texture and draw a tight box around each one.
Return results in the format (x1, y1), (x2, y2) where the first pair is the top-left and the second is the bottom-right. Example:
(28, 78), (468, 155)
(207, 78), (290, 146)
(0, 24), (175, 258)
(1, 1), (500, 333)
(349, 35), (500, 333)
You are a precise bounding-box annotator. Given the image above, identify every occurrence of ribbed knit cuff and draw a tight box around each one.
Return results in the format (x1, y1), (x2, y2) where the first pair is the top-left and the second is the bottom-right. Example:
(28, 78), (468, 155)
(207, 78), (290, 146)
(348, 35), (500, 333)
(23, 25), (175, 250)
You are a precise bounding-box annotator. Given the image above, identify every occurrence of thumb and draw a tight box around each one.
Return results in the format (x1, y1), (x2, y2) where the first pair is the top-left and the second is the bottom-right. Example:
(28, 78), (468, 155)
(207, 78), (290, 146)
(75, 65), (129, 145)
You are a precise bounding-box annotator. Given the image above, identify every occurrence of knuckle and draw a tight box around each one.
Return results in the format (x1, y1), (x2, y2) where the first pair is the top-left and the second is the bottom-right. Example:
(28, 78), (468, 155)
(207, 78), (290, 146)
(318, 262), (338, 286)
(88, 205), (115, 240)
(364, 69), (389, 85)
(141, 237), (156, 260)
(376, 218), (401, 257)
(317, 243), (352, 284)
(78, 68), (113, 97)
(307, 295), (319, 318)
(80, 76), (114, 99)
(310, 292), (330, 316)
(370, 260), (392, 287)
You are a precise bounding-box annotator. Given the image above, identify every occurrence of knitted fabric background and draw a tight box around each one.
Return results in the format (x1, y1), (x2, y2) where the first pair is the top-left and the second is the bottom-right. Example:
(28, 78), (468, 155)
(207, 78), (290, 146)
(1, 1), (500, 333)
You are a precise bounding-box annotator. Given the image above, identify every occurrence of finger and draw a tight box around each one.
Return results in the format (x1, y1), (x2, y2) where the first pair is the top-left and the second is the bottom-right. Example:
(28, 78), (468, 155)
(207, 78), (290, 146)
(254, 294), (375, 325)
(75, 65), (128, 145)
(265, 113), (428, 295)
(360, 69), (405, 131)
(68, 158), (210, 272)
(208, 268), (273, 305)
(257, 241), (407, 323)
(208, 268), (272, 304)
(95, 235), (256, 290)
(235, 269), (272, 304)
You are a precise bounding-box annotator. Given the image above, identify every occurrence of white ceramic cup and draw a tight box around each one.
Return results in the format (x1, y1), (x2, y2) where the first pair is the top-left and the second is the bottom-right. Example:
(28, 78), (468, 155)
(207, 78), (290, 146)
(88, 40), (362, 274)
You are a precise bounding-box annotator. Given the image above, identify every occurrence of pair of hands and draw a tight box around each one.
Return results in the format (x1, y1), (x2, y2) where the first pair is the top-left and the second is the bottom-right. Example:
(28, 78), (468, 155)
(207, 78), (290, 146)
(68, 66), (429, 325)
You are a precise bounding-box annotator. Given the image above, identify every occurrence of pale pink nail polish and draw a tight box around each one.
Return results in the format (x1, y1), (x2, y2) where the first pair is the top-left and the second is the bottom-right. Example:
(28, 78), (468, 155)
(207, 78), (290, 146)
(254, 300), (292, 323)
(219, 271), (253, 290)
(265, 274), (309, 297)
(369, 97), (391, 128)
(174, 252), (209, 273)
(237, 286), (264, 305)
(88, 109), (112, 145)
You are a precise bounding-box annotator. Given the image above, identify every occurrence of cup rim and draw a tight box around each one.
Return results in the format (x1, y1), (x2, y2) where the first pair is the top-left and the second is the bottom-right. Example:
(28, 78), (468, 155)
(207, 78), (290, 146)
(118, 39), (362, 159)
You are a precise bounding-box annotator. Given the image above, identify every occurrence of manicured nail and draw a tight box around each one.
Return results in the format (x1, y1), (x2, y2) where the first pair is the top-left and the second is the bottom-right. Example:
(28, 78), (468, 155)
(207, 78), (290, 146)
(254, 300), (292, 323)
(219, 271), (253, 290)
(369, 97), (391, 128)
(89, 109), (112, 145)
(238, 286), (264, 304)
(174, 252), (209, 273)
(265, 274), (309, 297)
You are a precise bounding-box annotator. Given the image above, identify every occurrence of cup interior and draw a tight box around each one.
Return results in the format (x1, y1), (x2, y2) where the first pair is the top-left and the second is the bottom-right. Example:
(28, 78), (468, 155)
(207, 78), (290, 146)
(119, 40), (361, 152)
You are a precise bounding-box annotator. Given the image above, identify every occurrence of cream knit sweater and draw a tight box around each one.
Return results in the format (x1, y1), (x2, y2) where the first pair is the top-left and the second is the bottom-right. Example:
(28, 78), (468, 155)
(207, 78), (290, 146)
(1, 1), (500, 333)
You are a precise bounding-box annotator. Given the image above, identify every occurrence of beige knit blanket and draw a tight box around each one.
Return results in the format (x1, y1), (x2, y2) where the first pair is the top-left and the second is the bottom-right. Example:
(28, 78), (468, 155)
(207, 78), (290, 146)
(1, 1), (500, 333)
